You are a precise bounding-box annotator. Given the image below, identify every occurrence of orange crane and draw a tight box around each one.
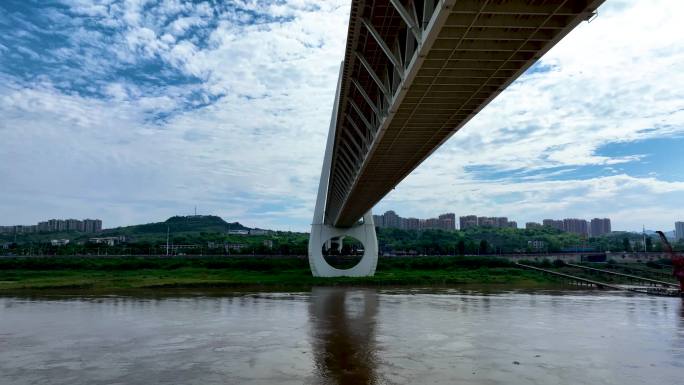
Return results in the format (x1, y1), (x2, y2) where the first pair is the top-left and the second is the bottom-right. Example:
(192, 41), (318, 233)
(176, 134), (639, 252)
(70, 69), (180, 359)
(656, 231), (684, 292)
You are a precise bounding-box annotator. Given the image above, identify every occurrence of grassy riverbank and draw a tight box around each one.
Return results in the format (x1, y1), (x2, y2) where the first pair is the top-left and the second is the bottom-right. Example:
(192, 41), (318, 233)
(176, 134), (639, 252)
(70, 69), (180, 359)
(0, 256), (561, 292)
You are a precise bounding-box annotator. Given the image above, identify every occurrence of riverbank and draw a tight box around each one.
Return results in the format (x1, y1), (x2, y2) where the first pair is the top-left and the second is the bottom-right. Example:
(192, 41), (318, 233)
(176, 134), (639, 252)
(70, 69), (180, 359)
(0, 256), (561, 292)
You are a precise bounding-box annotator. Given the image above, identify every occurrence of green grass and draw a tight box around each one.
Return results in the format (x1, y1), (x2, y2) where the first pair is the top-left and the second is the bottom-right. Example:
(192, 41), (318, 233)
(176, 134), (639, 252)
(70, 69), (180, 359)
(0, 256), (561, 292)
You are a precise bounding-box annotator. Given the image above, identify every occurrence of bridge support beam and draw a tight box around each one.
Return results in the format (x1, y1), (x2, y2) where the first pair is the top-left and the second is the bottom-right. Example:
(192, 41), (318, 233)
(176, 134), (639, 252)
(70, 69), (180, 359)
(308, 63), (378, 277)
(308, 211), (378, 277)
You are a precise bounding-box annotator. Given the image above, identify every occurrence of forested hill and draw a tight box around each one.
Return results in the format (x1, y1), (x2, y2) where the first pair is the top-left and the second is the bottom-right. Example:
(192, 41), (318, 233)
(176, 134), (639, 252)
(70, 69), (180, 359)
(101, 215), (248, 236)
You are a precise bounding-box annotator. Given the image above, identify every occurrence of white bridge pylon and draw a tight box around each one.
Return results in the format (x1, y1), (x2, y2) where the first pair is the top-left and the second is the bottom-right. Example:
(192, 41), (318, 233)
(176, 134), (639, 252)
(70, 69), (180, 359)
(308, 64), (378, 277)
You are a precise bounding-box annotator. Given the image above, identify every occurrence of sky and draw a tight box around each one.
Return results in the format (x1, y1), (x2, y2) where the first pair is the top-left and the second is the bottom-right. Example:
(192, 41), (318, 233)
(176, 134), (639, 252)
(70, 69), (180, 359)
(0, 0), (683, 232)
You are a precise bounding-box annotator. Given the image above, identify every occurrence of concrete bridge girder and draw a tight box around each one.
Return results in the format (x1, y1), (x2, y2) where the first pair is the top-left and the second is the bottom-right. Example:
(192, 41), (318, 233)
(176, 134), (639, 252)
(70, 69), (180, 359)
(325, 0), (604, 227)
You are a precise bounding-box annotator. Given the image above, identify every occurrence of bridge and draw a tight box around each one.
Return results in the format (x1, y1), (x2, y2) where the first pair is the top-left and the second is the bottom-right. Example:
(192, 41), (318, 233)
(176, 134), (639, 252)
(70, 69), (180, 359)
(309, 0), (605, 277)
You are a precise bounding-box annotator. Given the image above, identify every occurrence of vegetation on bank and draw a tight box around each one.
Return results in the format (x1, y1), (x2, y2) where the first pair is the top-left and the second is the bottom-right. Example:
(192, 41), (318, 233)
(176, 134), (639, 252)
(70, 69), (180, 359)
(2, 215), (681, 257)
(0, 216), (309, 256)
(379, 227), (681, 254)
(0, 256), (562, 291)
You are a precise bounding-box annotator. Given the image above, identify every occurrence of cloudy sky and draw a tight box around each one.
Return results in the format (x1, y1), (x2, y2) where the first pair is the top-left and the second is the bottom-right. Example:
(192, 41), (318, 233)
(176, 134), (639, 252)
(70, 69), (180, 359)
(0, 0), (682, 232)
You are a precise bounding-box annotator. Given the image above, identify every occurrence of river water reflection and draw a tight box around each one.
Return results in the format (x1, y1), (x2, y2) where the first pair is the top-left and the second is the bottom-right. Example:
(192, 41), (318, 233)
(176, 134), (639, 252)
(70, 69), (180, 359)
(1, 288), (683, 384)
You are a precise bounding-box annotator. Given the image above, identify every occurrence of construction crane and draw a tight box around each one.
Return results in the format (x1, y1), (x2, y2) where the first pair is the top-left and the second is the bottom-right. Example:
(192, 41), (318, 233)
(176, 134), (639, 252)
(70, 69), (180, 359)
(655, 231), (684, 292)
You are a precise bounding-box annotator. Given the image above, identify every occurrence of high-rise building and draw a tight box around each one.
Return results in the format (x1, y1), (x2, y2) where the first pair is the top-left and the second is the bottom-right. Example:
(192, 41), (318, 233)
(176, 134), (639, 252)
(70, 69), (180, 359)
(375, 210), (456, 231)
(1, 218), (102, 234)
(459, 215), (478, 230)
(543, 219), (564, 231)
(676, 222), (684, 241)
(475, 216), (509, 228)
(83, 219), (102, 233)
(66, 219), (84, 232)
(590, 218), (611, 237)
(438, 213), (456, 230)
(459, 215), (519, 229)
(422, 218), (440, 230)
(477, 217), (495, 227)
(563, 218), (588, 236)
(47, 219), (59, 232)
(46, 219), (68, 232)
(405, 217), (420, 230)
(383, 211), (400, 229)
(496, 217), (509, 228)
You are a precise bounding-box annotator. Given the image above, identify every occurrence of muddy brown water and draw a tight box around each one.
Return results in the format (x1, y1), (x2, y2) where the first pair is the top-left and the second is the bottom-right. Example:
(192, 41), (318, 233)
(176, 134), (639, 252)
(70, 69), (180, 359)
(1, 288), (683, 384)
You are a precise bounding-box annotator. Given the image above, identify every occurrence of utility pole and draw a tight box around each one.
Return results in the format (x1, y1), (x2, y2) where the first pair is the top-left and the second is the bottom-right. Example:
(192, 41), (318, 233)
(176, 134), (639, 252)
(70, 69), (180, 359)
(227, 222), (231, 255)
(643, 225), (647, 253)
(166, 225), (170, 256)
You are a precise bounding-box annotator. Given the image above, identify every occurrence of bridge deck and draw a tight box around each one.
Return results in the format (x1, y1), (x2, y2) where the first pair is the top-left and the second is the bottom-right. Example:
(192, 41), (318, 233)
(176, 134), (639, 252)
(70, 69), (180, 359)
(326, 0), (604, 227)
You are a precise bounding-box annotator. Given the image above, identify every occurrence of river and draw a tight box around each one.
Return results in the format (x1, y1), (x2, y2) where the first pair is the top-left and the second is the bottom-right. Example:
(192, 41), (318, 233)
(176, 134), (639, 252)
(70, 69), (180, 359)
(1, 288), (682, 384)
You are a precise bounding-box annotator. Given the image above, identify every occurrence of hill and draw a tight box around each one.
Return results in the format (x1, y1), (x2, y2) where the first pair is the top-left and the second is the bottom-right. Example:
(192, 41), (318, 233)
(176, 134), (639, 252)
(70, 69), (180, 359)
(0, 216), (251, 244)
(101, 215), (248, 236)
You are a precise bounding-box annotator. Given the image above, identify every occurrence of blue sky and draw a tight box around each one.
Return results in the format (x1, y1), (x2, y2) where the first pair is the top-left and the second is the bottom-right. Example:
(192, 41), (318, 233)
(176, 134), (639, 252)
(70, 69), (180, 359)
(0, 0), (683, 232)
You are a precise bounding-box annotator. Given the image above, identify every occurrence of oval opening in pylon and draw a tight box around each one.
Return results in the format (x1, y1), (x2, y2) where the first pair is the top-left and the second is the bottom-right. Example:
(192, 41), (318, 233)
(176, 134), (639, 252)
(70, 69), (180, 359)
(321, 235), (365, 270)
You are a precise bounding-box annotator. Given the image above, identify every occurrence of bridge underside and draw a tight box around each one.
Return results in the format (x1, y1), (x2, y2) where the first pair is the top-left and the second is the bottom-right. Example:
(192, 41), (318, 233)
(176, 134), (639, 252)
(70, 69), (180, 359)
(325, 0), (604, 227)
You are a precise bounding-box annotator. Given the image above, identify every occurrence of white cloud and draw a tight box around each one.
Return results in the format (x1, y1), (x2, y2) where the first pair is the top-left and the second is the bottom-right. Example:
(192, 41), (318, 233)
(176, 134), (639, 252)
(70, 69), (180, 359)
(377, 0), (684, 231)
(0, 0), (683, 233)
(0, 0), (349, 230)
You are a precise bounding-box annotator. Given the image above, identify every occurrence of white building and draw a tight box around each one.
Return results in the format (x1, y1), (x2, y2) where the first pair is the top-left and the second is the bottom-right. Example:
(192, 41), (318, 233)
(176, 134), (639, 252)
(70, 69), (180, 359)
(226, 243), (246, 251)
(249, 229), (270, 236)
(676, 222), (684, 241)
(527, 240), (545, 251)
(89, 236), (126, 246)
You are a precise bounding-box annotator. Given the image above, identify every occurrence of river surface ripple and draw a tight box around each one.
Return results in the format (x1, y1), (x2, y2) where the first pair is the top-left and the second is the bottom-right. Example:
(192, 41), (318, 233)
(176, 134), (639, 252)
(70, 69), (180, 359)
(1, 288), (683, 385)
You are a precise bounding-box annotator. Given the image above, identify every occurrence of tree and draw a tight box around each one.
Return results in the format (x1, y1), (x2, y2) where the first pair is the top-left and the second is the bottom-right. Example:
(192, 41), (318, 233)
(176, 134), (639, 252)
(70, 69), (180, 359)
(646, 236), (653, 252)
(479, 240), (488, 254)
(623, 238), (631, 252)
(457, 239), (465, 255)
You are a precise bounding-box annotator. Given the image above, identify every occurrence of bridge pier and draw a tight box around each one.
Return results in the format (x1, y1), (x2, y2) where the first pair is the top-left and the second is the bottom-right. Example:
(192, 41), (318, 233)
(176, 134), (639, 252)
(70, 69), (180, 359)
(308, 211), (378, 277)
(308, 63), (378, 277)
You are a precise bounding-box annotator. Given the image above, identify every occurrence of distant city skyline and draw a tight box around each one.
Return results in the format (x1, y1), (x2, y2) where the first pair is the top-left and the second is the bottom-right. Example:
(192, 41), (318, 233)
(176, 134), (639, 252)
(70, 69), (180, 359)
(460, 216), (517, 230)
(2, 213), (682, 235)
(0, 218), (102, 234)
(373, 211), (455, 231)
(531, 218), (611, 237)
(367, 211), (683, 237)
(0, 1), (683, 232)
(374, 210), (618, 236)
